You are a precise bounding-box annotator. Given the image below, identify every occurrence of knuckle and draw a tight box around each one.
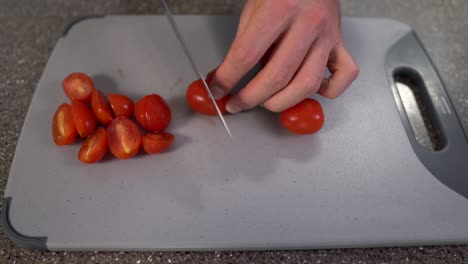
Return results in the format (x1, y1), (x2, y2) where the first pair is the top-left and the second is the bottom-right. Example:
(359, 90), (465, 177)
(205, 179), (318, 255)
(269, 68), (292, 88)
(278, 0), (299, 11)
(236, 92), (256, 110)
(303, 75), (323, 93)
(349, 62), (360, 80)
(304, 7), (327, 27)
(213, 68), (236, 89)
(263, 100), (283, 113)
(231, 45), (258, 69)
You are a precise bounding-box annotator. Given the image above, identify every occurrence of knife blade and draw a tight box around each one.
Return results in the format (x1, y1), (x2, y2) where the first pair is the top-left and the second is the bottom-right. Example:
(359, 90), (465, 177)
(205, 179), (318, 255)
(160, 0), (232, 137)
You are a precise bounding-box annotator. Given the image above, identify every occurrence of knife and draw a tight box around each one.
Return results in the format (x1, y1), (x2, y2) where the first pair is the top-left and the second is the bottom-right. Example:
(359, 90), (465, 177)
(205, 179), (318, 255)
(160, 0), (232, 137)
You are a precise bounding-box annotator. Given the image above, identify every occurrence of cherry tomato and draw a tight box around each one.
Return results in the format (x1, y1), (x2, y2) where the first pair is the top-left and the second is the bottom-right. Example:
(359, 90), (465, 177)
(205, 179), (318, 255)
(71, 99), (97, 138)
(279, 98), (325, 135)
(62, 72), (95, 102)
(91, 90), (114, 125)
(52, 103), (77, 145)
(78, 127), (108, 164)
(107, 117), (141, 159)
(186, 79), (229, 116)
(135, 94), (171, 132)
(142, 132), (175, 154)
(108, 93), (134, 118)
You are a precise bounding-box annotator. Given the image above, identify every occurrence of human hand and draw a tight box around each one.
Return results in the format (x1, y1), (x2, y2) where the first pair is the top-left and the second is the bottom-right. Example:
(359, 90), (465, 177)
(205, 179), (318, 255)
(209, 0), (359, 113)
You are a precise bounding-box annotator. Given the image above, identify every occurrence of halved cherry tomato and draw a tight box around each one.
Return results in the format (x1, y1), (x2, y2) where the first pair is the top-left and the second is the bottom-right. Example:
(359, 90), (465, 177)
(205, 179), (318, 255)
(91, 90), (114, 125)
(279, 98), (325, 135)
(107, 117), (141, 159)
(52, 103), (77, 145)
(71, 99), (97, 138)
(142, 132), (175, 154)
(135, 94), (171, 132)
(63, 72), (95, 102)
(186, 79), (229, 116)
(78, 127), (108, 164)
(108, 93), (134, 118)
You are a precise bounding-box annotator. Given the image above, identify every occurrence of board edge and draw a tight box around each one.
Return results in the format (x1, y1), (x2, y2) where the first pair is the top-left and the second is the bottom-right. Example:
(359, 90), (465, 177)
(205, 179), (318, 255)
(1, 197), (48, 250)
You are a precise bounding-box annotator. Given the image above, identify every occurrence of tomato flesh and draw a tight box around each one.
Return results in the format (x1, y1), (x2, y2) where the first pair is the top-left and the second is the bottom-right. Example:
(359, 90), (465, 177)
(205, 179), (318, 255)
(142, 132), (175, 154)
(63, 72), (95, 102)
(186, 79), (229, 116)
(108, 93), (134, 118)
(135, 94), (171, 132)
(78, 127), (108, 164)
(71, 99), (97, 138)
(279, 98), (325, 135)
(91, 90), (114, 125)
(52, 103), (77, 145)
(107, 117), (141, 159)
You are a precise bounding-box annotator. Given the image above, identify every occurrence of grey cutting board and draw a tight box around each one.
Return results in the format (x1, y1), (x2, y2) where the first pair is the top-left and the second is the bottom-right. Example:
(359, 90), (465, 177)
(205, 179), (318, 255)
(2, 15), (468, 251)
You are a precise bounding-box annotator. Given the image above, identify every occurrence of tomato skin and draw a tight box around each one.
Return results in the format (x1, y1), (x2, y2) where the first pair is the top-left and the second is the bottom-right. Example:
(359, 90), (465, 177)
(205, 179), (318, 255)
(142, 132), (175, 154)
(63, 72), (95, 102)
(135, 94), (171, 132)
(108, 93), (134, 118)
(91, 90), (114, 125)
(78, 127), (108, 164)
(52, 103), (77, 145)
(71, 99), (97, 138)
(107, 117), (141, 159)
(186, 79), (229, 116)
(279, 98), (325, 135)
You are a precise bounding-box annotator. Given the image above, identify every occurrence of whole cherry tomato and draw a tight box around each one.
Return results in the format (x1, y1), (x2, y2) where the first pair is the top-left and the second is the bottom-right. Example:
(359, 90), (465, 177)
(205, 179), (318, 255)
(71, 99), (97, 138)
(134, 94), (171, 132)
(108, 93), (134, 118)
(279, 98), (325, 135)
(78, 127), (108, 164)
(63, 72), (95, 102)
(107, 117), (141, 159)
(52, 103), (77, 145)
(186, 79), (229, 116)
(142, 132), (175, 154)
(91, 90), (114, 125)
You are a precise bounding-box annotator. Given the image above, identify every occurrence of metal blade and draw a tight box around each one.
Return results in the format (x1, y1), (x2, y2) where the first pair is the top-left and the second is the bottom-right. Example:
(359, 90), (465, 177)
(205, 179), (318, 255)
(161, 0), (232, 137)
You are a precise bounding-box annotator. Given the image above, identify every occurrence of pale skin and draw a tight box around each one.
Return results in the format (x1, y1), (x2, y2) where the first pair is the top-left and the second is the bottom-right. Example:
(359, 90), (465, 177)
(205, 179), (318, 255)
(209, 0), (360, 113)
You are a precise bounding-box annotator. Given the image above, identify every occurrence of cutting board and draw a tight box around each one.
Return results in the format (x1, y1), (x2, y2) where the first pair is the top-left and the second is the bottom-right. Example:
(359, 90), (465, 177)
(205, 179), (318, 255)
(2, 15), (468, 250)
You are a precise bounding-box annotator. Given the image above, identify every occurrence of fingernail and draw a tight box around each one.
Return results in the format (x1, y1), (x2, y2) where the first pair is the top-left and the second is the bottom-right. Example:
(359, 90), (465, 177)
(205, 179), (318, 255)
(226, 101), (242, 114)
(211, 86), (225, 100)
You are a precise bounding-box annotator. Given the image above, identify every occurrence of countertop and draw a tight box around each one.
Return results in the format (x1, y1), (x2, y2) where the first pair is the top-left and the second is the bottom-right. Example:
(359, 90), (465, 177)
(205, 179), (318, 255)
(0, 0), (467, 263)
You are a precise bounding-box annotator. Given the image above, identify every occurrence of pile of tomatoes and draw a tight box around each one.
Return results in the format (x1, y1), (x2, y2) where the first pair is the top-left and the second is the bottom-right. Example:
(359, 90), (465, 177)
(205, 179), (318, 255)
(52, 73), (174, 164)
(53, 72), (325, 164)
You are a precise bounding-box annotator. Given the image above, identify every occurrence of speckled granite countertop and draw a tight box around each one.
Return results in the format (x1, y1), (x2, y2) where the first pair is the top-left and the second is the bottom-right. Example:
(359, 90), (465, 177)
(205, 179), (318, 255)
(0, 0), (467, 263)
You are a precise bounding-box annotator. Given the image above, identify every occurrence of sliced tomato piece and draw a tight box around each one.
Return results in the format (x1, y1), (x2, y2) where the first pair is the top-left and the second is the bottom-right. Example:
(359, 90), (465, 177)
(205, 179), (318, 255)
(91, 90), (114, 125)
(142, 132), (175, 154)
(78, 127), (108, 164)
(63, 72), (95, 102)
(134, 94), (171, 132)
(108, 93), (134, 118)
(279, 98), (325, 135)
(71, 99), (97, 138)
(52, 103), (77, 145)
(107, 117), (141, 159)
(186, 79), (229, 116)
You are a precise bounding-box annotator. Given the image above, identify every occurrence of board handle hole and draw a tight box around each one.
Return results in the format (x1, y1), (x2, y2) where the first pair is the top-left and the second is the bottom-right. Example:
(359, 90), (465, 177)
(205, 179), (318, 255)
(393, 68), (446, 151)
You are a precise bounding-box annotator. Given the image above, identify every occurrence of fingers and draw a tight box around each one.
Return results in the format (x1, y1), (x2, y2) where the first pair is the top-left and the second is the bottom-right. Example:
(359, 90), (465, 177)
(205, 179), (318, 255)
(235, 0), (256, 39)
(263, 41), (331, 112)
(318, 44), (359, 99)
(225, 20), (322, 113)
(210, 2), (293, 99)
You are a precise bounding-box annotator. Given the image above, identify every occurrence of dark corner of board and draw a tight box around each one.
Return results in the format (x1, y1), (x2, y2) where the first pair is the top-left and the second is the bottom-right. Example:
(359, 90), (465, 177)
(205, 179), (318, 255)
(1, 197), (48, 250)
(62, 15), (105, 37)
